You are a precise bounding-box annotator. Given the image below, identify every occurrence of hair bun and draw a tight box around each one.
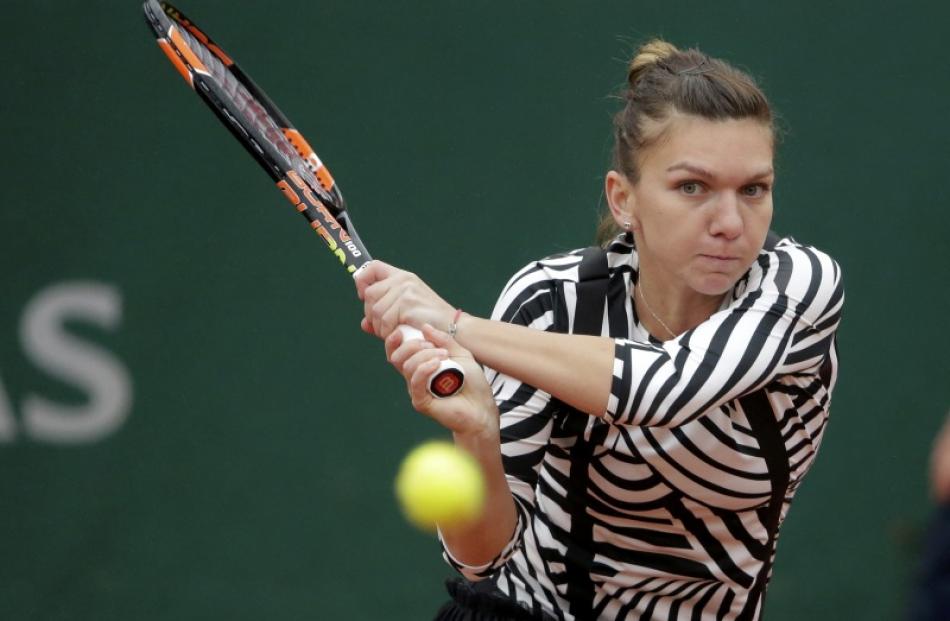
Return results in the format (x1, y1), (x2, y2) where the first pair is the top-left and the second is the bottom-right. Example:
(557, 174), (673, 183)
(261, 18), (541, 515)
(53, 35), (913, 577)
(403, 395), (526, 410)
(627, 39), (680, 87)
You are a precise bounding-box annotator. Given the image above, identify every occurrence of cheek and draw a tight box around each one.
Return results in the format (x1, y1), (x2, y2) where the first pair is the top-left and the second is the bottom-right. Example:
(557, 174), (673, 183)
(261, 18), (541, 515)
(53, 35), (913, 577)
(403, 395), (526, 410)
(654, 233), (700, 277)
(636, 194), (688, 238)
(747, 204), (774, 249)
(639, 212), (702, 263)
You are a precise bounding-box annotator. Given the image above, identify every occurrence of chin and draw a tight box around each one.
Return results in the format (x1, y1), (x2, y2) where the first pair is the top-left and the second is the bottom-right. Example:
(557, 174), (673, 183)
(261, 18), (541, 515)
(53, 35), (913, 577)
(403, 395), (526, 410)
(692, 274), (740, 296)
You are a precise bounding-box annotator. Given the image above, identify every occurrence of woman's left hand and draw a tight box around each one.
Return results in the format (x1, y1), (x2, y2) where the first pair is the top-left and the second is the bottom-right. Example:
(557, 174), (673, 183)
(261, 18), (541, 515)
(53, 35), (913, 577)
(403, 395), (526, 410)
(354, 260), (456, 340)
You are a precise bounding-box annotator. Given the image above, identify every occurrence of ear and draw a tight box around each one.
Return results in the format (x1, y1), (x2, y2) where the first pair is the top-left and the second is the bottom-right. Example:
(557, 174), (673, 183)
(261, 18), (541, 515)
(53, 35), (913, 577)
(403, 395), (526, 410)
(605, 170), (638, 232)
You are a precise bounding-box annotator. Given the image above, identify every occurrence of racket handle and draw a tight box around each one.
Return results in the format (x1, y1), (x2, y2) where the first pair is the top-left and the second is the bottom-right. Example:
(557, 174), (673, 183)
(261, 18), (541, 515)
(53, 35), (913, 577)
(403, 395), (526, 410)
(397, 325), (465, 398)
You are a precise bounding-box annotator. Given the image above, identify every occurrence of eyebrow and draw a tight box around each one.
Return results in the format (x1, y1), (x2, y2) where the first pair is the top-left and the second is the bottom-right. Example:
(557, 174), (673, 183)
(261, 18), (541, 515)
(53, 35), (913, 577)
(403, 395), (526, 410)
(666, 162), (774, 180)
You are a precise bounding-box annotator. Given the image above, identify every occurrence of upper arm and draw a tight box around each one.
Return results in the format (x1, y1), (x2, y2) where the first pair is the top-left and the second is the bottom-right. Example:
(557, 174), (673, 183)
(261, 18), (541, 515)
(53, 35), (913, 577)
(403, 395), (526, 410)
(486, 259), (572, 511)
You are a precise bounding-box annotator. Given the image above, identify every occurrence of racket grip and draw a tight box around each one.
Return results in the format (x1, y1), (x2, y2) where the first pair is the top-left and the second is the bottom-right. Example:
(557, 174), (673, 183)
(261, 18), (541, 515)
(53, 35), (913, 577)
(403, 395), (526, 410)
(397, 325), (465, 398)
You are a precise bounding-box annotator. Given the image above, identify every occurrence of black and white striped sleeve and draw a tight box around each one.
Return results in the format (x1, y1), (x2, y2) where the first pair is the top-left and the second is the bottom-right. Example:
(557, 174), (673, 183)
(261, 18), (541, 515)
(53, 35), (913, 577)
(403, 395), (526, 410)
(441, 256), (572, 580)
(607, 241), (844, 427)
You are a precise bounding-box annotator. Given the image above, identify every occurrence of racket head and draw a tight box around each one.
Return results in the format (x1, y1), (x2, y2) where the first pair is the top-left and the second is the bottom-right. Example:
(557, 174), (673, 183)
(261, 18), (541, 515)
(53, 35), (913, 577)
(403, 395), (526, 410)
(143, 0), (370, 272)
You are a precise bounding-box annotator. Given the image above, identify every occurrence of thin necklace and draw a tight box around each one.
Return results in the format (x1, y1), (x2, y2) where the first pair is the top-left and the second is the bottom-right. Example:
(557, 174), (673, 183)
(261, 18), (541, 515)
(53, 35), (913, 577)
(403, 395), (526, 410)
(636, 273), (677, 340)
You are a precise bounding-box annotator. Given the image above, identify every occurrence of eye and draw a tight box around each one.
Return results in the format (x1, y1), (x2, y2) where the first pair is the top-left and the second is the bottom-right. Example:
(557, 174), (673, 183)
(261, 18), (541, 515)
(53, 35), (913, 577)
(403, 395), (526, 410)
(742, 183), (770, 198)
(679, 181), (704, 195)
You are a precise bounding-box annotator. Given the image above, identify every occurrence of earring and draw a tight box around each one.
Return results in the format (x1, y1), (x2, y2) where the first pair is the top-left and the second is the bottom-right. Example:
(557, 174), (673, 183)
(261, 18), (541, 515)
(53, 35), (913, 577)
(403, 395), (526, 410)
(623, 221), (631, 230)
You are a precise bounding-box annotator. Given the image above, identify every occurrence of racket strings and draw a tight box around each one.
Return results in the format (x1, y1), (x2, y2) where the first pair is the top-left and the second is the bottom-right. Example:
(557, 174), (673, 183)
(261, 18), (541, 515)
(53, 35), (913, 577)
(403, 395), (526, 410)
(172, 21), (330, 206)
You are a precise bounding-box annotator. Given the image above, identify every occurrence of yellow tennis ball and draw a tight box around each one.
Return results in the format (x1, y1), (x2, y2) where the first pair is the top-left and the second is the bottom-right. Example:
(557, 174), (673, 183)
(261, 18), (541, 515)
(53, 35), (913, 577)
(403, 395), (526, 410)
(395, 441), (486, 532)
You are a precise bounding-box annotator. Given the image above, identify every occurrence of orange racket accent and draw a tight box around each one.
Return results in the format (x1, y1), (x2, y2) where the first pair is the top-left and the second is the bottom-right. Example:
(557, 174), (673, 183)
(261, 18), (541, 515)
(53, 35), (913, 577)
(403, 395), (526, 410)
(276, 180), (300, 206)
(157, 39), (192, 86)
(207, 43), (234, 66)
(284, 129), (336, 192)
(169, 26), (209, 75)
(159, 4), (234, 64)
(286, 170), (306, 190)
(315, 166), (335, 193)
(180, 22), (234, 65)
(282, 129), (315, 158)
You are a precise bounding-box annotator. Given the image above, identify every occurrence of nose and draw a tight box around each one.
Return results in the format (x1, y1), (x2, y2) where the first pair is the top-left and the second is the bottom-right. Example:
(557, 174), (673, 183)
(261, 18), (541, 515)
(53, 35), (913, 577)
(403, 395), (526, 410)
(708, 192), (743, 240)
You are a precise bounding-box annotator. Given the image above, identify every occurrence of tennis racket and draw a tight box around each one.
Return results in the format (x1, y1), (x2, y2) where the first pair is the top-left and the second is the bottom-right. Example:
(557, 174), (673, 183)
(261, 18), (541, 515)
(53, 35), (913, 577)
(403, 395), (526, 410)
(142, 0), (464, 398)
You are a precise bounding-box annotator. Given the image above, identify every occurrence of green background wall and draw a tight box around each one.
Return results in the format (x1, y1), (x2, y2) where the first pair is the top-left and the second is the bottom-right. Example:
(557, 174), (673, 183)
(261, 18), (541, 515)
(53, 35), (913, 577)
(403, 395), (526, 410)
(1, 1), (947, 619)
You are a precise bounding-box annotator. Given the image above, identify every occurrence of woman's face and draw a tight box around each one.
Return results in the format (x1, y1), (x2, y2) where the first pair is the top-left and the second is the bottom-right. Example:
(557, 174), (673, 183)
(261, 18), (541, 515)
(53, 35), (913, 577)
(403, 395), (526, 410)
(611, 114), (775, 297)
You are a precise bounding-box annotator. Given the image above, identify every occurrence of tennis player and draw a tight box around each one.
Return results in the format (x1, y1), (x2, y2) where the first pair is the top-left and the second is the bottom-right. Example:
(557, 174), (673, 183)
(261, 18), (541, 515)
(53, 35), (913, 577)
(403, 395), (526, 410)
(356, 40), (844, 621)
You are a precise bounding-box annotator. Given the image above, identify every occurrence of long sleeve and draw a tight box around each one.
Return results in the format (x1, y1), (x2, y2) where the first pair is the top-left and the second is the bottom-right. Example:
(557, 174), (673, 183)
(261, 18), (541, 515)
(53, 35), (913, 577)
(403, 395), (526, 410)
(607, 240), (844, 428)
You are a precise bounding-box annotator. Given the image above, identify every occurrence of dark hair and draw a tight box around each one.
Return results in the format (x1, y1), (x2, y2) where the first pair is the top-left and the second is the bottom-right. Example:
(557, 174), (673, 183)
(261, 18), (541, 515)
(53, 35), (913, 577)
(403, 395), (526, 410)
(597, 40), (775, 245)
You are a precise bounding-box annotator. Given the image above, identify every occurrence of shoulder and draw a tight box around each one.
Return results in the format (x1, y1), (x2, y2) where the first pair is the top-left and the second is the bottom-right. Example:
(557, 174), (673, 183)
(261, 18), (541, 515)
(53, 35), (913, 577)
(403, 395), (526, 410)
(738, 236), (844, 325)
(490, 235), (634, 325)
(502, 234), (635, 291)
(488, 249), (582, 326)
(764, 236), (842, 290)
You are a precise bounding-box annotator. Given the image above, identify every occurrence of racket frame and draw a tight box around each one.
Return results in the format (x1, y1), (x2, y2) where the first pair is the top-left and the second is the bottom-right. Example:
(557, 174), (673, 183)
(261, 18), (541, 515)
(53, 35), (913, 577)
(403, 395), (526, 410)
(143, 0), (465, 399)
(144, 0), (368, 274)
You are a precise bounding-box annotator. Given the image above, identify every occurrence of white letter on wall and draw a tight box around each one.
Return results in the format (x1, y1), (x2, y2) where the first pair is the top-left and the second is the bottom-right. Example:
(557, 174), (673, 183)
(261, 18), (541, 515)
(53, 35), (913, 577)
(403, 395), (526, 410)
(20, 282), (132, 444)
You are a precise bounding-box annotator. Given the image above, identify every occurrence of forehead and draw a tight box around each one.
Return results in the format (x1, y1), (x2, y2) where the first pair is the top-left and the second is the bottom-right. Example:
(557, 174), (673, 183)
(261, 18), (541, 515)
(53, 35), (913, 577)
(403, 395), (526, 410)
(642, 114), (774, 176)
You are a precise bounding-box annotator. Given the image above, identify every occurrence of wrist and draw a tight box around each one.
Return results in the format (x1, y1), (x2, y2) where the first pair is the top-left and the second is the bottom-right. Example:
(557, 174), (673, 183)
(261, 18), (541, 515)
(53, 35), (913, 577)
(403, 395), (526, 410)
(452, 401), (499, 444)
(447, 308), (465, 337)
(453, 418), (500, 455)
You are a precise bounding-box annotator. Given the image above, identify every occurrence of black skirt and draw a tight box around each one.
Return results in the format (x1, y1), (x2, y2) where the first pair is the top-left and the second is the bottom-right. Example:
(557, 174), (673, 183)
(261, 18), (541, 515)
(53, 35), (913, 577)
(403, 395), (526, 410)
(433, 578), (556, 621)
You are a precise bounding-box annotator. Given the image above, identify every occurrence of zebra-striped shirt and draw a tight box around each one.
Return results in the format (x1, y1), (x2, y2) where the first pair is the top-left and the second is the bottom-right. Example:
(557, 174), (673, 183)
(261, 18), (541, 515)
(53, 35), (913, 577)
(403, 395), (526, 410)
(441, 233), (844, 620)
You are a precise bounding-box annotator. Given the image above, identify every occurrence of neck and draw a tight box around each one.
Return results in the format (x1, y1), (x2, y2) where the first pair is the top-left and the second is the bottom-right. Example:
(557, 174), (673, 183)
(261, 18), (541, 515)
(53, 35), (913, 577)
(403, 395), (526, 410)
(635, 262), (726, 340)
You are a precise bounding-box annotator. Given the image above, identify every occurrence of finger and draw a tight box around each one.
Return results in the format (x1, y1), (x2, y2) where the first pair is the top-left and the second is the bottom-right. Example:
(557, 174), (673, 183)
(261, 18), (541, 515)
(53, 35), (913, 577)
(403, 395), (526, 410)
(421, 323), (465, 356)
(364, 286), (388, 338)
(353, 260), (394, 299)
(402, 346), (448, 381)
(364, 262), (412, 291)
(408, 356), (444, 406)
(380, 300), (405, 340)
(363, 296), (378, 336)
(361, 279), (386, 306)
(372, 284), (407, 338)
(361, 317), (376, 337)
(353, 262), (378, 300)
(383, 327), (405, 360)
(388, 335), (434, 369)
(359, 267), (401, 310)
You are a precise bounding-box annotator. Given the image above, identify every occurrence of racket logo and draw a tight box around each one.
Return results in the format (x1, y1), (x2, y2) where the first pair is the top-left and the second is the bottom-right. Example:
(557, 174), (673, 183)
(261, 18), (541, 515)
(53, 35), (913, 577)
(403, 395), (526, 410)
(431, 370), (464, 399)
(277, 176), (363, 272)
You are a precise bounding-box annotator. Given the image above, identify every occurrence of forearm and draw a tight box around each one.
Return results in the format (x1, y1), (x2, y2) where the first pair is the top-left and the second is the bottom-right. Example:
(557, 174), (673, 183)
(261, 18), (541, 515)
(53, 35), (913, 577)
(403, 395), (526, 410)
(439, 426), (518, 566)
(454, 315), (614, 417)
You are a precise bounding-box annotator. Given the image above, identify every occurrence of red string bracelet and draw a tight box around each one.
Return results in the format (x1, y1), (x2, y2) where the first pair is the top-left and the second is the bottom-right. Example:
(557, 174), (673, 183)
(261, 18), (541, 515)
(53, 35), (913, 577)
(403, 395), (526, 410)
(448, 308), (464, 337)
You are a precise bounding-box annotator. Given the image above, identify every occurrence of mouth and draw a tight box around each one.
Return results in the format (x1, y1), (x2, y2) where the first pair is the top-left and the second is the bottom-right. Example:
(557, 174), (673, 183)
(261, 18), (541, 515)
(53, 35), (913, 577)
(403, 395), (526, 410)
(699, 254), (739, 262)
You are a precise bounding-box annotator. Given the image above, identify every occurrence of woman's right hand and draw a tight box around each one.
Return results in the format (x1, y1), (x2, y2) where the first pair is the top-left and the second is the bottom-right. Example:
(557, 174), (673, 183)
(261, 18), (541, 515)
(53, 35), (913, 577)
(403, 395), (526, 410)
(386, 323), (499, 438)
